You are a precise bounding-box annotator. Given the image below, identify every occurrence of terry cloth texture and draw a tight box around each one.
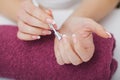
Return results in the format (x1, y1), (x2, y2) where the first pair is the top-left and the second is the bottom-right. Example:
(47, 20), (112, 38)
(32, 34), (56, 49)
(0, 25), (118, 80)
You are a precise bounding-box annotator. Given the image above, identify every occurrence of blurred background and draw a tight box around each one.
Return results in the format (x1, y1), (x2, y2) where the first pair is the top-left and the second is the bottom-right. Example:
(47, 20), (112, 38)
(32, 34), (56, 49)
(0, 0), (120, 80)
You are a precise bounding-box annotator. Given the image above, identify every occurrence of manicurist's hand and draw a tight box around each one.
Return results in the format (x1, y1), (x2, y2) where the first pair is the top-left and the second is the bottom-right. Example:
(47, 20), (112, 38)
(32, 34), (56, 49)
(54, 17), (111, 65)
(17, 0), (55, 40)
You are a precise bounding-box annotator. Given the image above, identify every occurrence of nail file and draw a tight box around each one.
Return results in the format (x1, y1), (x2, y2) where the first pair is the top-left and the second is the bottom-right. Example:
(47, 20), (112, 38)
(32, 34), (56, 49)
(32, 0), (62, 40)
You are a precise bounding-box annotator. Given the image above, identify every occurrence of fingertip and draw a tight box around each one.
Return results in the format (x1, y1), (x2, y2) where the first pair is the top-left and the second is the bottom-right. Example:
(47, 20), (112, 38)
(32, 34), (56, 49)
(57, 60), (64, 65)
(72, 63), (80, 66)
(46, 18), (56, 24)
(45, 9), (53, 16)
(101, 31), (112, 39)
(82, 58), (91, 62)
(42, 30), (52, 35)
(80, 53), (93, 62)
(72, 60), (82, 66)
(62, 34), (68, 42)
(106, 32), (112, 38)
(62, 34), (67, 38)
(32, 36), (41, 39)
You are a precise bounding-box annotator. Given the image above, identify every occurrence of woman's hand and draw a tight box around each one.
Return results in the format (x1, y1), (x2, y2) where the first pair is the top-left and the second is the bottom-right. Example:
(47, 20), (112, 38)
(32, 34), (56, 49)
(54, 17), (111, 65)
(17, 0), (55, 41)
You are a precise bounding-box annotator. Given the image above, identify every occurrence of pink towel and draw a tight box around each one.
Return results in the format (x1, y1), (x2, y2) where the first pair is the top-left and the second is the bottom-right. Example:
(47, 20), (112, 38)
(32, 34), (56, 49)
(0, 25), (117, 80)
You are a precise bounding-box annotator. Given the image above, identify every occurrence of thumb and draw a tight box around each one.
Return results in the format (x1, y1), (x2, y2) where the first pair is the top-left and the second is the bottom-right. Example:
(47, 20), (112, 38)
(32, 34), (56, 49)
(86, 20), (112, 38)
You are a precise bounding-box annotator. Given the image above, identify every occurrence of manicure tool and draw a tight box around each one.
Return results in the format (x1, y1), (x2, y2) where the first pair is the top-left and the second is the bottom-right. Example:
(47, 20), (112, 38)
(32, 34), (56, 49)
(32, 0), (62, 40)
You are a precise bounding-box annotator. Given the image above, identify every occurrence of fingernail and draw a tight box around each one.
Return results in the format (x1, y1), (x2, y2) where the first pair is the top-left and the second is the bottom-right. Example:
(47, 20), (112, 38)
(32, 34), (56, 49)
(72, 34), (77, 43)
(46, 18), (56, 24)
(106, 32), (112, 38)
(42, 31), (51, 35)
(48, 9), (52, 14)
(53, 24), (58, 30)
(32, 36), (41, 39)
(46, 9), (53, 16)
(62, 34), (67, 42)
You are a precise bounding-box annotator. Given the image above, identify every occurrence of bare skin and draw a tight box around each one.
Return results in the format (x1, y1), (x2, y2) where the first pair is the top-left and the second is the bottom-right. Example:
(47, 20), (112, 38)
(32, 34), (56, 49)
(0, 0), (119, 65)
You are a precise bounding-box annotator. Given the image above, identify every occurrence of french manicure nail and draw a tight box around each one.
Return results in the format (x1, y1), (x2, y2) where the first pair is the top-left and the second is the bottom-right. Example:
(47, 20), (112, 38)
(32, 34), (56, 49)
(62, 34), (67, 37)
(106, 32), (112, 38)
(46, 9), (53, 16)
(46, 18), (53, 24)
(62, 34), (67, 42)
(32, 36), (41, 39)
(42, 31), (51, 35)
(46, 18), (56, 24)
(53, 24), (58, 30)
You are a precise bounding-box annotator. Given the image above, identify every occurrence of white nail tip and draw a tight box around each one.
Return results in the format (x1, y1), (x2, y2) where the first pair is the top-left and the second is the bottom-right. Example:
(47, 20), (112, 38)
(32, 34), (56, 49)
(106, 32), (112, 38)
(72, 34), (76, 37)
(62, 34), (67, 37)
(37, 36), (41, 39)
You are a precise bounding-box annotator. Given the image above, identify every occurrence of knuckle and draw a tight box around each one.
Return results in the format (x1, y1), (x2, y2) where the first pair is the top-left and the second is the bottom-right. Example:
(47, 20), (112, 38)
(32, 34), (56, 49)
(82, 50), (94, 62)
(83, 25), (90, 29)
(82, 55), (91, 62)
(72, 62), (81, 66)
(65, 61), (71, 64)
(57, 60), (64, 65)
(72, 59), (82, 66)
(75, 50), (90, 62)
(81, 23), (92, 31)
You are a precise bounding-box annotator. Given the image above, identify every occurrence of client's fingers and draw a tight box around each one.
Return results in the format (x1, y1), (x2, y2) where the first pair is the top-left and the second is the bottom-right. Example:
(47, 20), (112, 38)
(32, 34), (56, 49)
(62, 35), (82, 65)
(59, 35), (71, 64)
(54, 40), (64, 65)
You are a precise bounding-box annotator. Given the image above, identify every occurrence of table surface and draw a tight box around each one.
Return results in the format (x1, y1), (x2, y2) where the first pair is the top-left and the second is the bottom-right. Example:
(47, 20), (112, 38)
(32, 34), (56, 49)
(0, 9), (120, 80)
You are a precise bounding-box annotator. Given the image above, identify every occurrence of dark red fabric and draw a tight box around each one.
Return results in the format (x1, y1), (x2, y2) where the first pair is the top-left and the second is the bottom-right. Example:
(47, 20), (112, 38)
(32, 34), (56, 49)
(0, 25), (117, 80)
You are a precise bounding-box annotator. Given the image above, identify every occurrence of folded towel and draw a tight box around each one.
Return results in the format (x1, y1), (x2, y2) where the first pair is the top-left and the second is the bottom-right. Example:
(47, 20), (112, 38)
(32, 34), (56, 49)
(0, 25), (117, 80)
